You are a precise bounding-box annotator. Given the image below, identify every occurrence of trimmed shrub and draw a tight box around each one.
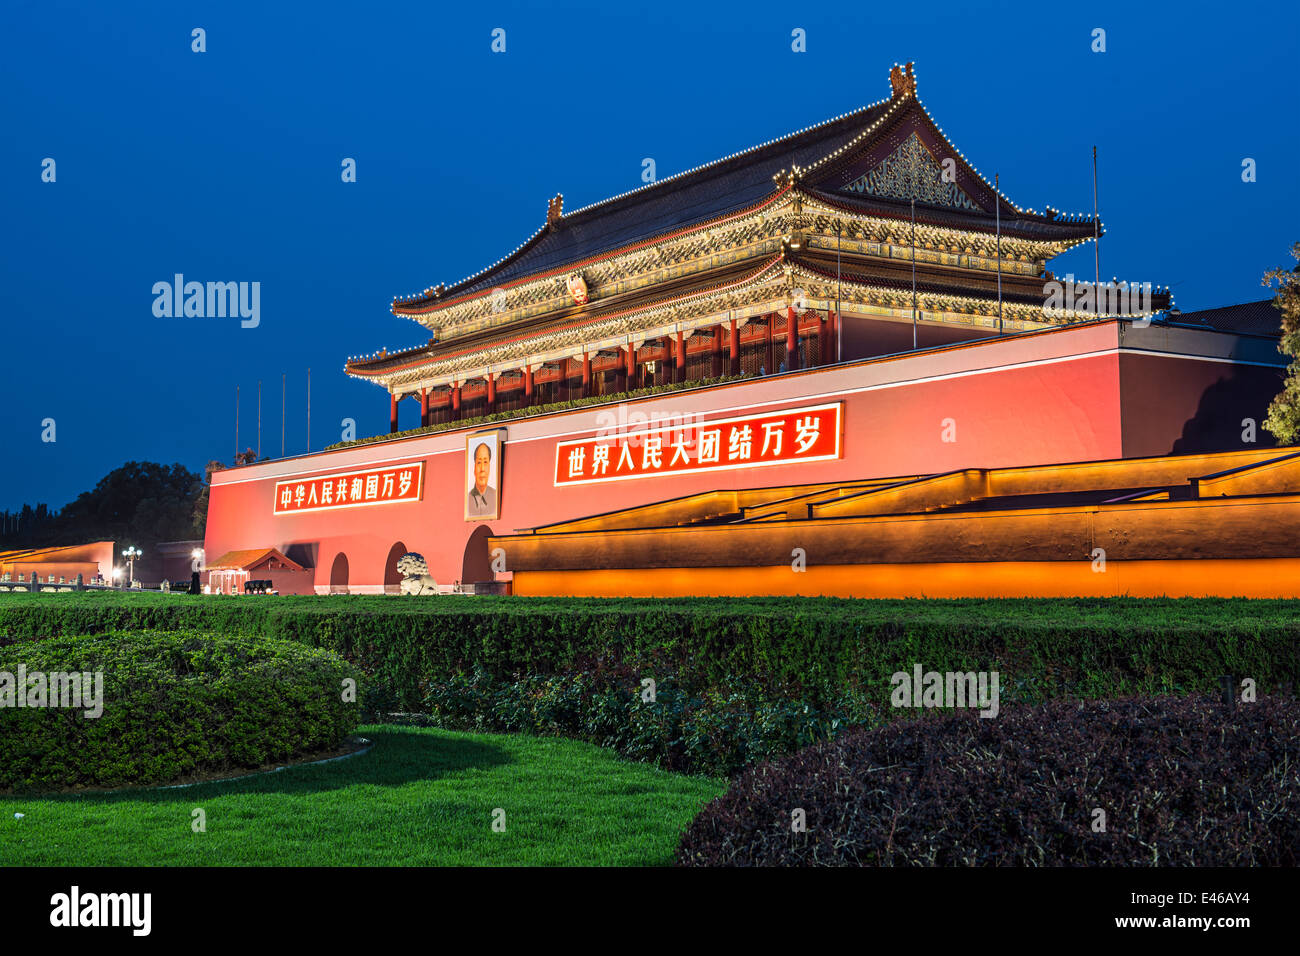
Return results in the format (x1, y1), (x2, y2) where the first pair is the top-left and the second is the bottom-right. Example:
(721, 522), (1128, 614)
(677, 695), (1300, 866)
(0, 632), (361, 793)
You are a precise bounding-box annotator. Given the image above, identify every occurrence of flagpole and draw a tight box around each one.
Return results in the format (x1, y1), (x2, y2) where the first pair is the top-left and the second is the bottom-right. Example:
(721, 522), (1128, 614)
(235, 385), (239, 460)
(911, 198), (918, 350)
(281, 373), (286, 459)
(257, 379), (262, 460)
(835, 219), (842, 364)
(307, 368), (312, 454)
(1092, 145), (1101, 306)
(996, 173), (1003, 335)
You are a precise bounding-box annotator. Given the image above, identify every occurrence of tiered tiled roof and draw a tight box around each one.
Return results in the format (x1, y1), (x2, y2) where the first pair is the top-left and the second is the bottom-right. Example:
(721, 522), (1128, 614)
(349, 63), (1122, 394)
(390, 65), (1097, 317)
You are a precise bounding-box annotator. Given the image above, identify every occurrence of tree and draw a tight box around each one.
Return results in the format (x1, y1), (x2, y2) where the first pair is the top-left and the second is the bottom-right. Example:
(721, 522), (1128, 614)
(190, 451), (256, 536)
(57, 461), (204, 551)
(0, 462), (204, 552)
(191, 460), (226, 538)
(1263, 242), (1300, 443)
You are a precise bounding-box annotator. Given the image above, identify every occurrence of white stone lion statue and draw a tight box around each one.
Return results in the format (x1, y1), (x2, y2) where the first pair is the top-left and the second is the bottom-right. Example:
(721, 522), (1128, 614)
(396, 553), (438, 596)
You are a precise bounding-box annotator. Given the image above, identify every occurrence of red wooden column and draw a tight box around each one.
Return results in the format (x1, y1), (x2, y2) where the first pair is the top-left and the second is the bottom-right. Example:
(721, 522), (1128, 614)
(486, 373), (496, 414)
(729, 316), (739, 376)
(818, 312), (828, 366)
(451, 382), (461, 421)
(581, 350), (592, 398)
(419, 388), (430, 427)
(389, 393), (399, 434)
(675, 330), (685, 384)
(786, 306), (799, 372)
(764, 315), (774, 375)
(711, 323), (722, 377)
(524, 365), (533, 407)
(625, 344), (636, 391)
(830, 310), (840, 363)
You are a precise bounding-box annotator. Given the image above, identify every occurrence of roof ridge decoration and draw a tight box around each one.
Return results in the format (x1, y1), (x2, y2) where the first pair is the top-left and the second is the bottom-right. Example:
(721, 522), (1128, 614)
(889, 62), (916, 98)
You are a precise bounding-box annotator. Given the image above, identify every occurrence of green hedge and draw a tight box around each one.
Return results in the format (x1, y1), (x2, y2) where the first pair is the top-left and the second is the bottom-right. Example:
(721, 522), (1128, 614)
(0, 598), (273, 646)
(3, 595), (1297, 715)
(0, 632), (360, 793)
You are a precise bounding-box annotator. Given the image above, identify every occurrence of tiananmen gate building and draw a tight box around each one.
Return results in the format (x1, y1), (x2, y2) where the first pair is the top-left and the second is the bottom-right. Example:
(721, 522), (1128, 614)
(202, 64), (1296, 598)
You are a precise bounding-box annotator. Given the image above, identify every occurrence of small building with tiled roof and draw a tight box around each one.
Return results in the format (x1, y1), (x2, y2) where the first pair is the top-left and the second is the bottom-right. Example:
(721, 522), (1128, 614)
(203, 547), (311, 595)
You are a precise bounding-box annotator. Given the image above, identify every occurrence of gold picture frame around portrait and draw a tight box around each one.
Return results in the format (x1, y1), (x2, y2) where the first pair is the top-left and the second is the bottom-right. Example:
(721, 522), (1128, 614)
(465, 428), (506, 521)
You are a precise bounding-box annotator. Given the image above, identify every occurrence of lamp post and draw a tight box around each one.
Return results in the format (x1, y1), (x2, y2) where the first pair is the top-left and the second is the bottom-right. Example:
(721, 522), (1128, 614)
(122, 546), (142, 587)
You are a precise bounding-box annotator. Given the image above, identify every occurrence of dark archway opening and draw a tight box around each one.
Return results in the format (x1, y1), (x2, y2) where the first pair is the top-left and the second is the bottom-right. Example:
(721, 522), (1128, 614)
(461, 526), (493, 589)
(383, 541), (407, 595)
(329, 552), (349, 594)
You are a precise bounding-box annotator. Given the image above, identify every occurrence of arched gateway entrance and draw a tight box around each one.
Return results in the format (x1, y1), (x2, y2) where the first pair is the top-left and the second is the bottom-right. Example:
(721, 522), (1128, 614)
(329, 552), (349, 594)
(383, 542), (407, 595)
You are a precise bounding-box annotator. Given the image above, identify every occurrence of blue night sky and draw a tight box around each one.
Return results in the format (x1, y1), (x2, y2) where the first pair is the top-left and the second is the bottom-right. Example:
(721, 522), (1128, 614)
(2, 0), (1297, 511)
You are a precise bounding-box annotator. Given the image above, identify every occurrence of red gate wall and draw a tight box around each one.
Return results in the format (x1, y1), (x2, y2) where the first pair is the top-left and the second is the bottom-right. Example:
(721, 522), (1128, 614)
(203, 322), (1264, 592)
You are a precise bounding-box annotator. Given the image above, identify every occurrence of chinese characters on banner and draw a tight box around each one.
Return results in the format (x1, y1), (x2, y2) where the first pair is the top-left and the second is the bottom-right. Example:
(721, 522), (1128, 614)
(273, 463), (424, 514)
(553, 403), (841, 486)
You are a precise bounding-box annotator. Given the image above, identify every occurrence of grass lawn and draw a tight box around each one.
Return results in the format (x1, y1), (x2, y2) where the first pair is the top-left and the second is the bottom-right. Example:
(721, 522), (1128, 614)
(0, 725), (726, 866)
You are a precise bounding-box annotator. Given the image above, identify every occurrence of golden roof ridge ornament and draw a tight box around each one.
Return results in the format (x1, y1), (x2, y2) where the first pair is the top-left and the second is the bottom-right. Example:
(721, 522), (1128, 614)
(547, 193), (564, 225)
(889, 62), (916, 100)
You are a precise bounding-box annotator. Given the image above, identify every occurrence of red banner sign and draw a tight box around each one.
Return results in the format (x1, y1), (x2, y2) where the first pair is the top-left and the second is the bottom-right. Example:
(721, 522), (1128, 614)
(274, 462), (424, 514)
(553, 402), (841, 486)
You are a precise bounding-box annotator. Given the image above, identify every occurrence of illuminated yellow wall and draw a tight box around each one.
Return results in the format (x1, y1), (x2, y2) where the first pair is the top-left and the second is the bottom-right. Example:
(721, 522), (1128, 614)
(512, 558), (1300, 599)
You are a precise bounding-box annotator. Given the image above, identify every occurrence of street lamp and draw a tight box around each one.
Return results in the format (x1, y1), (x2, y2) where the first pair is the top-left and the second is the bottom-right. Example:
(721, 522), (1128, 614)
(121, 547), (142, 587)
(189, 548), (204, 596)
